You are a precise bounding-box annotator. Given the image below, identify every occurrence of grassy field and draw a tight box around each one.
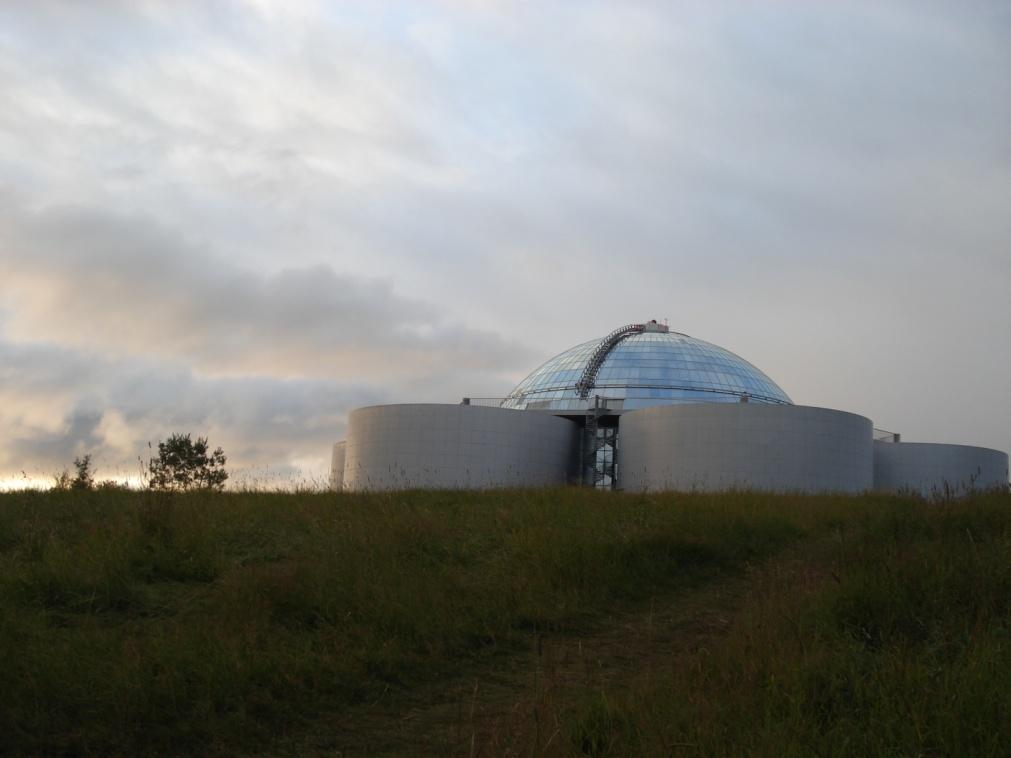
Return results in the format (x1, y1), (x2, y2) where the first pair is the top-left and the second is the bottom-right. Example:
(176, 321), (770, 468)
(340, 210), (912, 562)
(0, 488), (1007, 755)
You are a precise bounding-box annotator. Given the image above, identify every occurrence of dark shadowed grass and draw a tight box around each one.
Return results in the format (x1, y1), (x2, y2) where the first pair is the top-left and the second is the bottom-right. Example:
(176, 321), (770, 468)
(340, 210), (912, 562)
(566, 492), (1011, 757)
(0, 488), (1005, 755)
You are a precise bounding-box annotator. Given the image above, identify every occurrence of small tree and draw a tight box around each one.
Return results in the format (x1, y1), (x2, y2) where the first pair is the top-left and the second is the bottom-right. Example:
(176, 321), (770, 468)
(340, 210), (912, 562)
(53, 469), (71, 491)
(148, 434), (228, 492)
(53, 454), (95, 491)
(71, 454), (94, 491)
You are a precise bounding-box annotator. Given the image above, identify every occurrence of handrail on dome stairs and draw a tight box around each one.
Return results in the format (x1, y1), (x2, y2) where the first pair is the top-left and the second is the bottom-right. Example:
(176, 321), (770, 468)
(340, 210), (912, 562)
(575, 323), (644, 399)
(574, 322), (668, 490)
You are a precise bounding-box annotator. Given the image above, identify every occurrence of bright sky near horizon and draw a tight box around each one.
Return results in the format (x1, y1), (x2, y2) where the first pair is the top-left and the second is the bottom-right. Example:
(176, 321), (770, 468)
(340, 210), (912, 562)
(1, 1), (1009, 486)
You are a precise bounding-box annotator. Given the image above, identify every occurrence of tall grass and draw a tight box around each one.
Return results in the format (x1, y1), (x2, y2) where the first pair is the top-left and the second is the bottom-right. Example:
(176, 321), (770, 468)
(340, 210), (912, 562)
(566, 492), (1011, 756)
(0, 487), (812, 753)
(0, 488), (1005, 754)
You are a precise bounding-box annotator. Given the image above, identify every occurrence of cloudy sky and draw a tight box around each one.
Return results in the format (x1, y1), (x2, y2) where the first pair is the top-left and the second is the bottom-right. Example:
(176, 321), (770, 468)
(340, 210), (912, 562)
(1, 1), (1009, 486)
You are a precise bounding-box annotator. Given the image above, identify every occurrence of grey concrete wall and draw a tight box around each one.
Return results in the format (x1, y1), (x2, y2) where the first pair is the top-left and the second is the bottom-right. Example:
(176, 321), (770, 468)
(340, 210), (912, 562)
(873, 441), (1009, 497)
(619, 404), (873, 493)
(329, 441), (346, 491)
(343, 404), (579, 491)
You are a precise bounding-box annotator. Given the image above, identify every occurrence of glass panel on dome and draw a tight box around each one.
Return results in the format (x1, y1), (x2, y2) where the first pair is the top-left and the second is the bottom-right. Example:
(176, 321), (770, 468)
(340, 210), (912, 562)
(502, 327), (791, 411)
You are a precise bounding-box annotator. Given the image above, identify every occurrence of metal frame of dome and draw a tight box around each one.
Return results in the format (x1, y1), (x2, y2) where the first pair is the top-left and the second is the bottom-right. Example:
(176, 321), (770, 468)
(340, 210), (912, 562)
(503, 321), (792, 411)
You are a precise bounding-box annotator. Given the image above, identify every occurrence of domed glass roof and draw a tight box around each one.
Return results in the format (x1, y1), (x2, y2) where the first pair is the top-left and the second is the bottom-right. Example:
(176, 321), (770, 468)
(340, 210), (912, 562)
(502, 324), (791, 411)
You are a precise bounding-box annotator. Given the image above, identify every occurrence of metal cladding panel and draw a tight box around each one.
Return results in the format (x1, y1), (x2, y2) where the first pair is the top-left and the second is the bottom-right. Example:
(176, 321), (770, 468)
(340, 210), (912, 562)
(619, 404), (873, 494)
(343, 404), (579, 491)
(873, 441), (1009, 497)
(329, 441), (346, 491)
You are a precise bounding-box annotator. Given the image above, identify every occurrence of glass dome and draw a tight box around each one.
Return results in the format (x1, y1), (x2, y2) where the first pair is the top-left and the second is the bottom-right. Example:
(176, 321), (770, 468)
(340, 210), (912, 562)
(502, 325), (791, 411)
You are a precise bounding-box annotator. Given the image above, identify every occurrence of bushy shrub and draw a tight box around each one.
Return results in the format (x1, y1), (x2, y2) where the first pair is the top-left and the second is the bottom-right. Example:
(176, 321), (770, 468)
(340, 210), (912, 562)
(147, 434), (228, 491)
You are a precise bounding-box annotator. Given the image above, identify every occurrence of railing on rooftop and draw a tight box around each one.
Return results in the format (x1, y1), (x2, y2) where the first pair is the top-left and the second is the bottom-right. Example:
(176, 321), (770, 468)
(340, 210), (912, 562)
(874, 428), (901, 442)
(460, 397), (511, 407)
(461, 397), (626, 412)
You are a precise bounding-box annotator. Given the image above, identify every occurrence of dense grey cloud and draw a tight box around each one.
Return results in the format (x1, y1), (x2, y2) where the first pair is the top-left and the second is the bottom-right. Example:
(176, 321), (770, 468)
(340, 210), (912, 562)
(0, 202), (533, 378)
(1, 1), (1009, 482)
(0, 337), (385, 484)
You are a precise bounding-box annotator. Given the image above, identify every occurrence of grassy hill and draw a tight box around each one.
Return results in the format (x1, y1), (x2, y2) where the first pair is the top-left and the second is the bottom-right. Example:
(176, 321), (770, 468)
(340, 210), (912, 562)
(0, 487), (1007, 755)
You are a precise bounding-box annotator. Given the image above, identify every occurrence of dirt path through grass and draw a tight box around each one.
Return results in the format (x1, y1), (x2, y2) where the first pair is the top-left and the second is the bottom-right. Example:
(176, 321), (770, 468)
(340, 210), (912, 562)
(280, 542), (832, 756)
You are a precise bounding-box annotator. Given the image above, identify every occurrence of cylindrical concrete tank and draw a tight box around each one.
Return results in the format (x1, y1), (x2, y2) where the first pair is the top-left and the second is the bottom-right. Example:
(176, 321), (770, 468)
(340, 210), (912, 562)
(343, 404), (579, 491)
(873, 441), (1009, 497)
(329, 441), (346, 491)
(619, 404), (873, 493)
